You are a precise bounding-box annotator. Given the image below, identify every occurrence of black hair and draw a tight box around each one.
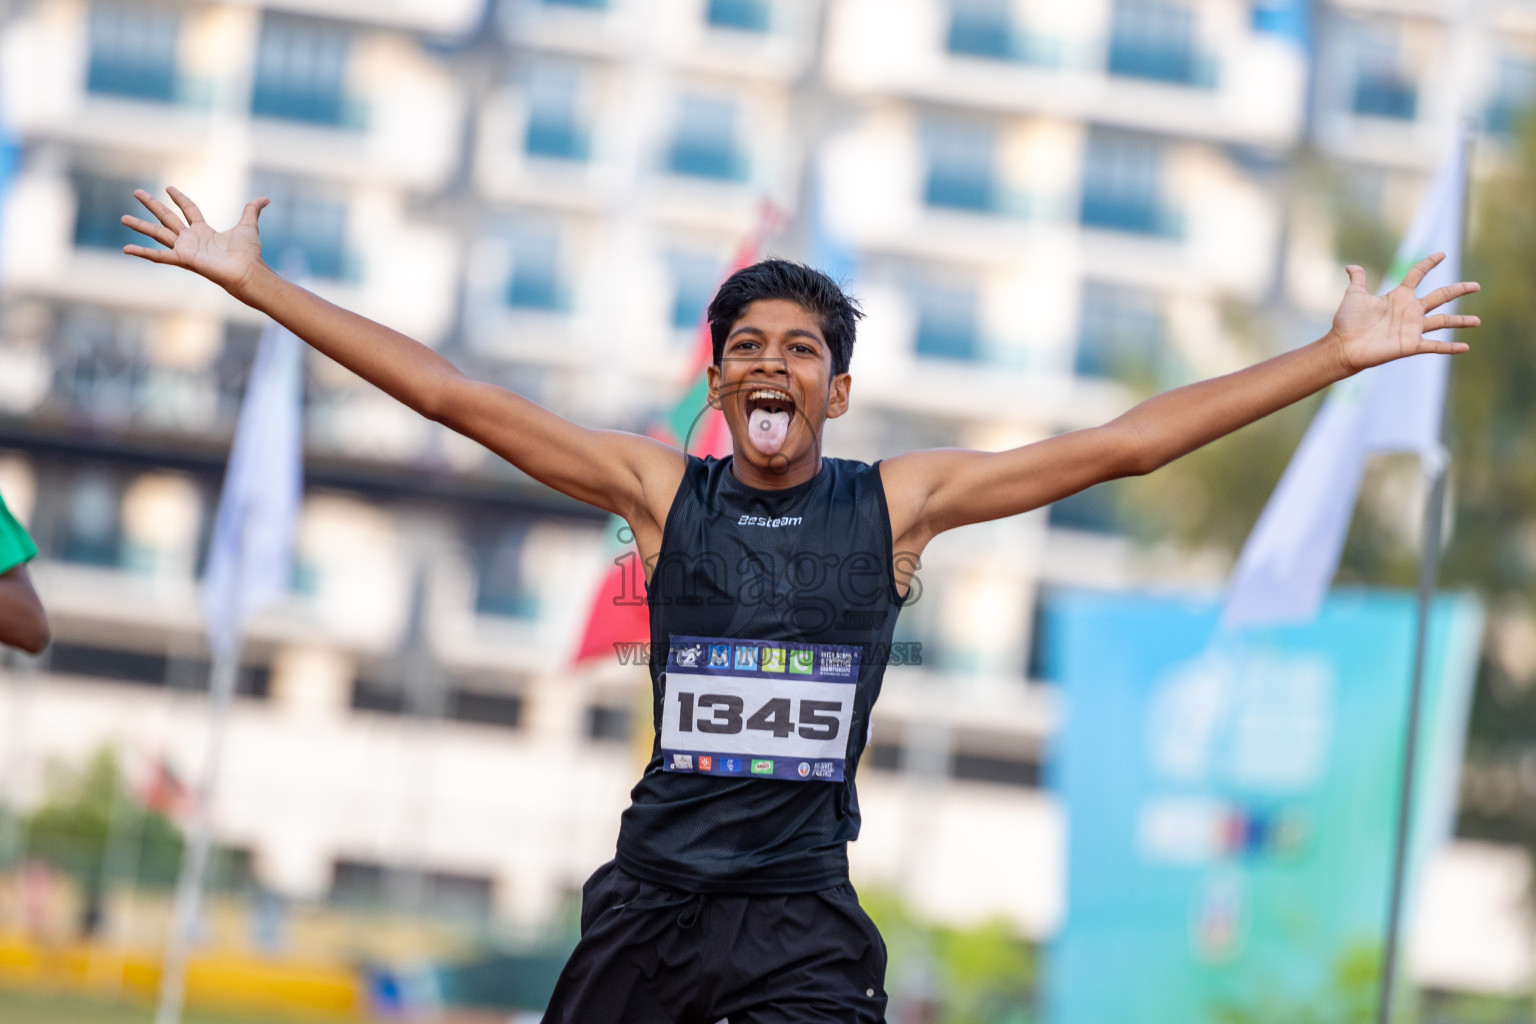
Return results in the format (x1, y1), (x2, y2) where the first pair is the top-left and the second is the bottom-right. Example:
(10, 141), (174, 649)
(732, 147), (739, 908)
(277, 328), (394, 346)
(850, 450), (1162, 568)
(706, 259), (863, 376)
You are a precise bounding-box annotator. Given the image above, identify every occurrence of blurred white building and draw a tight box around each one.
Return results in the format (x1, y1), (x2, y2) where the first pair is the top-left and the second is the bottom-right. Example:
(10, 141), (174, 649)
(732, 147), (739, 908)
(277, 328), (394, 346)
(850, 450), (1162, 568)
(0, 0), (1531, 998)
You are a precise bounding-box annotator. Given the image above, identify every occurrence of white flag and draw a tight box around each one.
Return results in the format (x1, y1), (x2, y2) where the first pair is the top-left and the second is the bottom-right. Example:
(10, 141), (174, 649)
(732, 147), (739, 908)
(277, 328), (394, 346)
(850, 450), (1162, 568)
(1222, 134), (1468, 628)
(202, 316), (304, 658)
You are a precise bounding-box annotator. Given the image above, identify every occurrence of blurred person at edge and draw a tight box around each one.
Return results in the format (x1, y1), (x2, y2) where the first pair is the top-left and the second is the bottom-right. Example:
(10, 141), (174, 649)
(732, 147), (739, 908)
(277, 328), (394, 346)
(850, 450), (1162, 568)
(119, 185), (1478, 1024)
(0, 490), (48, 654)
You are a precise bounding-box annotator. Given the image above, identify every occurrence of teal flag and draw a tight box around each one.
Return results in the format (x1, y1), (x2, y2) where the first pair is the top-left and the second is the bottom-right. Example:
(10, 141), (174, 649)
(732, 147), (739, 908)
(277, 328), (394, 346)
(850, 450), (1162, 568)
(1047, 589), (1482, 1024)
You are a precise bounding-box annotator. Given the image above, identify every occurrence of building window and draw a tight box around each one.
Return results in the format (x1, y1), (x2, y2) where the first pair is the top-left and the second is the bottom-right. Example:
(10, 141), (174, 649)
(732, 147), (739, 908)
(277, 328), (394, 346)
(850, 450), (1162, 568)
(52, 307), (150, 428)
(1486, 57), (1535, 136)
(251, 14), (359, 128)
(73, 172), (149, 251)
(86, 2), (180, 103)
(1075, 280), (1165, 381)
(330, 860), (494, 921)
(472, 524), (538, 618)
(668, 251), (720, 330)
(666, 95), (746, 181)
(251, 175), (351, 280)
(585, 703), (631, 743)
(913, 281), (980, 362)
(1107, 0), (1214, 88)
(505, 225), (567, 311)
(59, 472), (123, 567)
(923, 118), (997, 213)
(523, 64), (590, 162)
(1047, 485), (1122, 534)
(1080, 130), (1178, 237)
(707, 0), (771, 32)
(1351, 30), (1417, 121)
(448, 687), (524, 730)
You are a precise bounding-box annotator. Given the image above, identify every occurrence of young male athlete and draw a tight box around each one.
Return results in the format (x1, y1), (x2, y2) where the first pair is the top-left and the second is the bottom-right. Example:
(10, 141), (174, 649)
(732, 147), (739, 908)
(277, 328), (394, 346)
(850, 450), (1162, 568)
(122, 186), (1478, 1022)
(0, 490), (49, 655)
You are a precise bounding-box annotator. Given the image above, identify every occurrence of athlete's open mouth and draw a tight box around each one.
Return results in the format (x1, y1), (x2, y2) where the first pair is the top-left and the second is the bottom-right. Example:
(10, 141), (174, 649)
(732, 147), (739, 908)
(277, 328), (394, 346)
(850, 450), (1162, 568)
(743, 386), (794, 456)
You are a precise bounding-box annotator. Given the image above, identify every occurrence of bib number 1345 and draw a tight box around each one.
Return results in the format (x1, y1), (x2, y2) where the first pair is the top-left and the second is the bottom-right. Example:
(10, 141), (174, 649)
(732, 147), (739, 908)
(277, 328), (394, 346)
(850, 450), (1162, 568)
(675, 692), (841, 741)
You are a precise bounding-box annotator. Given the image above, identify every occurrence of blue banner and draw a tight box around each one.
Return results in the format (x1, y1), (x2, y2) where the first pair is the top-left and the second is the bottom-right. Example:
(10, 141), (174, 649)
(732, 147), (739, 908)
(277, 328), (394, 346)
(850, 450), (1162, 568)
(1047, 590), (1481, 1024)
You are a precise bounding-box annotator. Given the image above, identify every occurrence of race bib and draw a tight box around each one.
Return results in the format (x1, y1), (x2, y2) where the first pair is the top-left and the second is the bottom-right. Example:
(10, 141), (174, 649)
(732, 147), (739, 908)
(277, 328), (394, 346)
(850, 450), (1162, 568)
(661, 635), (859, 782)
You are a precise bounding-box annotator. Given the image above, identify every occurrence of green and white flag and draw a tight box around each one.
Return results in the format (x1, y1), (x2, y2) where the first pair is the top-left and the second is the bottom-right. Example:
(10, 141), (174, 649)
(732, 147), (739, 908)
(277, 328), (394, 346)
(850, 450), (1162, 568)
(1223, 135), (1468, 628)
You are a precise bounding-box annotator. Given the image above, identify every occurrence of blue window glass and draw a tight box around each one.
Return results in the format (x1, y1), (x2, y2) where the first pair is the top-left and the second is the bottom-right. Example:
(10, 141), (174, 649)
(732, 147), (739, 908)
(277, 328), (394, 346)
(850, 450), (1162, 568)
(1074, 280), (1165, 382)
(923, 118), (997, 212)
(1080, 130), (1179, 237)
(523, 64), (589, 161)
(913, 282), (980, 361)
(667, 95), (746, 181)
(543, 0), (607, 8)
(1107, 0), (1213, 88)
(1351, 32), (1416, 121)
(473, 525), (538, 618)
(1486, 57), (1535, 136)
(708, 0), (771, 32)
(668, 252), (721, 330)
(60, 472), (124, 567)
(73, 172), (148, 251)
(86, 3), (179, 102)
(947, 0), (1011, 59)
(506, 226), (567, 311)
(1047, 486), (1122, 534)
(251, 175), (350, 280)
(251, 14), (357, 128)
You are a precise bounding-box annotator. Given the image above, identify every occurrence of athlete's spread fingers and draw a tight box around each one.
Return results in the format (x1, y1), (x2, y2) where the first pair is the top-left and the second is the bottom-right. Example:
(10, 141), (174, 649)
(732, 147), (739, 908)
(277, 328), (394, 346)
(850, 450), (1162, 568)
(123, 244), (181, 264)
(135, 189), (185, 234)
(1344, 264), (1368, 292)
(1424, 313), (1481, 332)
(120, 215), (176, 248)
(239, 197), (270, 228)
(1400, 251), (1445, 290)
(166, 186), (206, 225)
(1420, 281), (1480, 312)
(1431, 340), (1472, 354)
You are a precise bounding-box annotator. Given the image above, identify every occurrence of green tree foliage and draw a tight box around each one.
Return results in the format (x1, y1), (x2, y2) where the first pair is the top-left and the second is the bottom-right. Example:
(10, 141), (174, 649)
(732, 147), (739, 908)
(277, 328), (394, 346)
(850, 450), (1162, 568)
(862, 889), (1037, 1024)
(22, 747), (183, 889)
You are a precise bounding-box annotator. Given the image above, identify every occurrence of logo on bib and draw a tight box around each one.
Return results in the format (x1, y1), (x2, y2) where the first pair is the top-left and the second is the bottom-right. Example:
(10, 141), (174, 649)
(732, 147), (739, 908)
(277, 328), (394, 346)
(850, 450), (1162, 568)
(675, 644), (703, 669)
(698, 756), (713, 772)
(751, 759), (774, 775)
(788, 649), (814, 674)
(798, 762), (811, 778)
(722, 757), (741, 774)
(821, 650), (854, 678)
(734, 646), (760, 672)
(760, 647), (786, 673)
(671, 754), (693, 770)
(812, 761), (837, 779)
(708, 644), (730, 668)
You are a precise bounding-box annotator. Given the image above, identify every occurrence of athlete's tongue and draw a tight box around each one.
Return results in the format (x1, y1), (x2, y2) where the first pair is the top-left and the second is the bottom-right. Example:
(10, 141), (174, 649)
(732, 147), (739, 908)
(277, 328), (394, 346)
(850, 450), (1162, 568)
(749, 408), (790, 455)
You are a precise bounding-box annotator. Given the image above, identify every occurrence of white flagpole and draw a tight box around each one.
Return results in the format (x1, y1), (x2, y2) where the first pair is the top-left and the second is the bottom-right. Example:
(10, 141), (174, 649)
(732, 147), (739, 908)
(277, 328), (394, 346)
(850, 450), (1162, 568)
(154, 547), (244, 1024)
(1374, 125), (1473, 1024)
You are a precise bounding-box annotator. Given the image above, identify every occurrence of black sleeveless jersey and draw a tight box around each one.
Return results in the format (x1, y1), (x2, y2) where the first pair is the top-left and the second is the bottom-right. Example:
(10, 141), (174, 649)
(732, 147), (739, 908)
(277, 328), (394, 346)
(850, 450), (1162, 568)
(614, 455), (907, 893)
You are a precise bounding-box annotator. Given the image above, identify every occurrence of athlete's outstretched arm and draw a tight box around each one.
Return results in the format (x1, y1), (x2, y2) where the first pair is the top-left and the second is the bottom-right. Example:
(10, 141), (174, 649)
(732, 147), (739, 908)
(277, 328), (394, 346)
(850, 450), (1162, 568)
(121, 189), (681, 523)
(881, 254), (1480, 549)
(0, 564), (49, 655)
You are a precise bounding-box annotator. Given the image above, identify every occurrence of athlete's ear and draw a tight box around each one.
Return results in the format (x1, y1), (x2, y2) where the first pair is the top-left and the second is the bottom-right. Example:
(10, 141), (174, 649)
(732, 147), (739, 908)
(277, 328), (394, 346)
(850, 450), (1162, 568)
(825, 372), (852, 420)
(706, 362), (722, 409)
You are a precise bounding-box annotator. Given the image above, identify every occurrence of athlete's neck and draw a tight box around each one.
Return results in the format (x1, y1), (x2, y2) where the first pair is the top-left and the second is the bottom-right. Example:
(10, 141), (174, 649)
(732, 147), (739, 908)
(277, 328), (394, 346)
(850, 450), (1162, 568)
(727, 448), (824, 490)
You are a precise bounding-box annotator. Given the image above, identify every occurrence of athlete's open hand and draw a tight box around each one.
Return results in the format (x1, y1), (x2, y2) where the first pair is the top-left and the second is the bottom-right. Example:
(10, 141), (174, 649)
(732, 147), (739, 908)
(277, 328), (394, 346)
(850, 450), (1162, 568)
(121, 187), (270, 296)
(1327, 252), (1479, 375)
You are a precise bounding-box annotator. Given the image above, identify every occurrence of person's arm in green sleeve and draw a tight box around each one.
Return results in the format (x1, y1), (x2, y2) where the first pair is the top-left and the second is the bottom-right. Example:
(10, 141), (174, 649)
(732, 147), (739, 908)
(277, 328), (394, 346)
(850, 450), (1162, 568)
(0, 493), (49, 654)
(0, 563), (48, 654)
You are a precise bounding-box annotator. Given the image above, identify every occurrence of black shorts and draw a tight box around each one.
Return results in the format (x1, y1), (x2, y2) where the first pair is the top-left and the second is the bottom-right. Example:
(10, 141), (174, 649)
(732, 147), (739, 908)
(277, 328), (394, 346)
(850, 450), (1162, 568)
(541, 860), (889, 1024)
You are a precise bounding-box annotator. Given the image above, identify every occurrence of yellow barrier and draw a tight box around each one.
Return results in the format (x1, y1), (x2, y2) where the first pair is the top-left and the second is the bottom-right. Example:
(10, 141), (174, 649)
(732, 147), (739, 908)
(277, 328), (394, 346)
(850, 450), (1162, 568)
(0, 933), (364, 1020)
